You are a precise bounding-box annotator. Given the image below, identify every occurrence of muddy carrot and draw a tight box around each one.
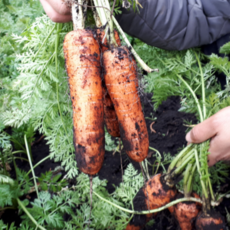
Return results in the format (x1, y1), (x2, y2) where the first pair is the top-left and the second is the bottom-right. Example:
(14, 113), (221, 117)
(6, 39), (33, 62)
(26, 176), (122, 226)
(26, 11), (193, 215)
(103, 46), (149, 162)
(195, 211), (226, 230)
(126, 173), (177, 229)
(63, 29), (105, 175)
(172, 193), (201, 230)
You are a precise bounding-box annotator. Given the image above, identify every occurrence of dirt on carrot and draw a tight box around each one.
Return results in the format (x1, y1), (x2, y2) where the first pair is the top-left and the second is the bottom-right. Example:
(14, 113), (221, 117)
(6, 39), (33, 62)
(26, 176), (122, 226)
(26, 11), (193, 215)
(171, 193), (202, 230)
(103, 46), (149, 162)
(63, 29), (105, 175)
(126, 174), (177, 229)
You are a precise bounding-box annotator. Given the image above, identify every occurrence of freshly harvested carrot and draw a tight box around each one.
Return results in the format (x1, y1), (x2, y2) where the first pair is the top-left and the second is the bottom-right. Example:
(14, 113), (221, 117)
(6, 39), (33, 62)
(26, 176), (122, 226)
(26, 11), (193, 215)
(97, 29), (121, 137)
(126, 174), (177, 229)
(195, 211), (225, 230)
(173, 193), (201, 230)
(103, 46), (149, 162)
(63, 29), (105, 175)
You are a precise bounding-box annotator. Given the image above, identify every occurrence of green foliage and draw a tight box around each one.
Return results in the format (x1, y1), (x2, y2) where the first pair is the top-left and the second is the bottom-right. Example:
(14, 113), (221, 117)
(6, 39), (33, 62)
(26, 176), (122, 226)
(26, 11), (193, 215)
(0, 184), (15, 207)
(38, 171), (68, 192)
(133, 40), (223, 116)
(0, 17), (77, 178)
(0, 167), (32, 208)
(11, 124), (35, 151)
(12, 165), (141, 230)
(0, 132), (11, 150)
(0, 220), (17, 230)
(220, 41), (230, 55)
(209, 162), (230, 185)
(0, 0), (43, 80)
(114, 163), (144, 204)
(105, 129), (117, 151)
(20, 192), (68, 229)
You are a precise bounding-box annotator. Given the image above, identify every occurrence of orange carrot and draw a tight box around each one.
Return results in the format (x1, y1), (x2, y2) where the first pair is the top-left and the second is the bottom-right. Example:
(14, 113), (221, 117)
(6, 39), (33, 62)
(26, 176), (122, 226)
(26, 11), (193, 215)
(195, 211), (225, 230)
(97, 29), (121, 137)
(126, 174), (177, 229)
(172, 193), (201, 230)
(63, 29), (104, 175)
(103, 46), (149, 162)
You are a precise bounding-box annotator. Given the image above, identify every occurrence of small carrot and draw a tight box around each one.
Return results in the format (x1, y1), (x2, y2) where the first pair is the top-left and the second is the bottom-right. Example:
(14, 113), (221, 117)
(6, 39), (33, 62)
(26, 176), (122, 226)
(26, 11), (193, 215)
(103, 46), (149, 162)
(126, 173), (177, 229)
(195, 211), (226, 230)
(173, 193), (201, 230)
(63, 29), (105, 175)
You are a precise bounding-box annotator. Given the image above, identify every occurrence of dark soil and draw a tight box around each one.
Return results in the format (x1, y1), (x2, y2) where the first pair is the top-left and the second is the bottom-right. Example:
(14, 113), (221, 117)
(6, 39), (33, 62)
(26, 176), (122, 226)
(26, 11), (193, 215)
(2, 94), (230, 230)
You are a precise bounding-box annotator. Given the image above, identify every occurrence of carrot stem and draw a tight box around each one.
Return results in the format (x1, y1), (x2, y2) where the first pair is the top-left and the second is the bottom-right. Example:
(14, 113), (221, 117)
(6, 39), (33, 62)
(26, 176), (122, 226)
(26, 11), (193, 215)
(195, 52), (206, 119)
(186, 163), (197, 197)
(72, 0), (85, 30)
(91, 0), (102, 27)
(149, 146), (165, 173)
(194, 148), (208, 198)
(24, 134), (39, 198)
(94, 0), (107, 26)
(176, 74), (203, 122)
(168, 144), (193, 172)
(17, 198), (46, 230)
(173, 150), (195, 175)
(183, 163), (192, 196)
(102, 0), (117, 47)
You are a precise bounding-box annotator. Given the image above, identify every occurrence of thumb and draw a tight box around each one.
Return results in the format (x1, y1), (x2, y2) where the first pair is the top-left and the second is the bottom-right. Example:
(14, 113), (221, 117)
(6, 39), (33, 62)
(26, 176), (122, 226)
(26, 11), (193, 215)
(185, 116), (217, 143)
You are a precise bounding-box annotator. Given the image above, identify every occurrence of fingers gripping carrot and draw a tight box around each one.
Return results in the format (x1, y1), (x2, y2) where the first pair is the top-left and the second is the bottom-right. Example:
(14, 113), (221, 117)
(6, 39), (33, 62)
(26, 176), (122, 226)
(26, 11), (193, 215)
(63, 29), (105, 175)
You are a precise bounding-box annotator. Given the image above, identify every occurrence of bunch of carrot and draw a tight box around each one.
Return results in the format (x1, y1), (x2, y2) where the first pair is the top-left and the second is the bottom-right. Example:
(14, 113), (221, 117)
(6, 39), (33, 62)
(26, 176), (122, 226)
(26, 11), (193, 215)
(63, 0), (151, 177)
(63, 0), (226, 229)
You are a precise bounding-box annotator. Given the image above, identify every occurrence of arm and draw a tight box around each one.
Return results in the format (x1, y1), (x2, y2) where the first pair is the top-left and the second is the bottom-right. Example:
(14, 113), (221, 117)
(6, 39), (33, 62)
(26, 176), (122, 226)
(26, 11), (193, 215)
(186, 107), (230, 167)
(116, 0), (230, 50)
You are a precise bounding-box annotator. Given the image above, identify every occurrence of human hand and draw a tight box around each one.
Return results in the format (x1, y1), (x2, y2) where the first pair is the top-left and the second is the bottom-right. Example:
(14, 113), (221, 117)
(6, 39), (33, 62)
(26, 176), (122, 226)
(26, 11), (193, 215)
(186, 107), (230, 167)
(39, 0), (72, 23)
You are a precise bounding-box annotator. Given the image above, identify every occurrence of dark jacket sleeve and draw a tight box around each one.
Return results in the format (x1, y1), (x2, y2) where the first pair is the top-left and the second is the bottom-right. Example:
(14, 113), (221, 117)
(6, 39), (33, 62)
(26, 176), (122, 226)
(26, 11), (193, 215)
(116, 0), (230, 50)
